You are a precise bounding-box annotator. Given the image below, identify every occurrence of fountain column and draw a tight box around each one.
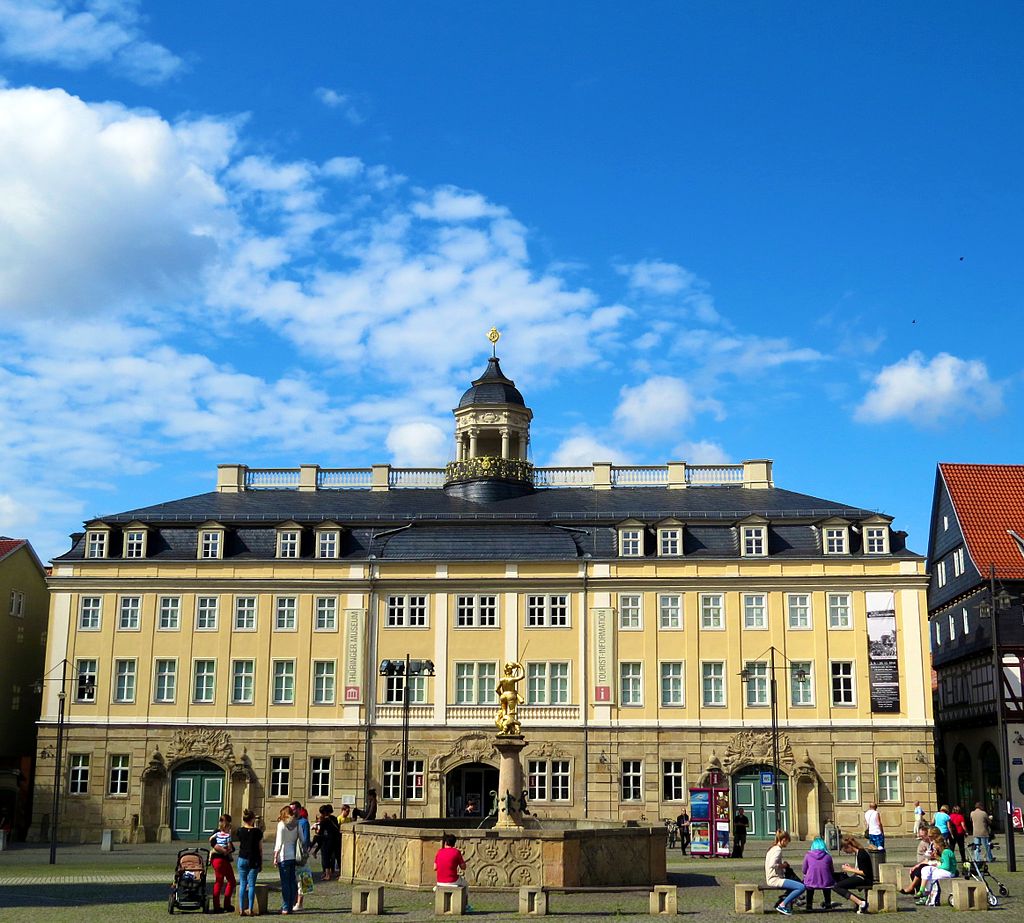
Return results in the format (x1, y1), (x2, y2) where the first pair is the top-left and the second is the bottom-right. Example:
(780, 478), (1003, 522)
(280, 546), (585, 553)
(493, 734), (528, 828)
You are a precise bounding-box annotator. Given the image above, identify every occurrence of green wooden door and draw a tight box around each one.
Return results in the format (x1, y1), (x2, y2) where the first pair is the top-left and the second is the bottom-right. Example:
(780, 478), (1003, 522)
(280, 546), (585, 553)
(732, 766), (788, 839)
(171, 761), (224, 840)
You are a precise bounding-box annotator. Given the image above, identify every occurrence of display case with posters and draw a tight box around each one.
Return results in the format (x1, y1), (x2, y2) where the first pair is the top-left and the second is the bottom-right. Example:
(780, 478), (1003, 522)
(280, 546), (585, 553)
(688, 783), (731, 856)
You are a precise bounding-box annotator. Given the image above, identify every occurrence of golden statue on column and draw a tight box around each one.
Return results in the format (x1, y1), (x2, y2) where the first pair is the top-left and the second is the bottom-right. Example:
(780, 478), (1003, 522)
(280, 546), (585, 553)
(495, 661), (525, 736)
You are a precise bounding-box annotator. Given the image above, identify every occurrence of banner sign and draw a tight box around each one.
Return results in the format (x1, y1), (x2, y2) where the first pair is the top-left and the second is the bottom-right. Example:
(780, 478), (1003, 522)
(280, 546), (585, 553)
(866, 591), (900, 713)
(343, 608), (366, 703)
(592, 607), (615, 704)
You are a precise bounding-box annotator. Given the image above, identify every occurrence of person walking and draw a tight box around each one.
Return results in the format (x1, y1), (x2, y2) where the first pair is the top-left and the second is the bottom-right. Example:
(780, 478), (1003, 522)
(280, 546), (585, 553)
(948, 805), (968, 863)
(434, 833), (472, 912)
(273, 805), (301, 915)
(914, 801), (926, 830)
(832, 834), (873, 914)
(970, 802), (994, 863)
(933, 805), (951, 839)
(289, 802), (312, 911)
(733, 808), (749, 858)
(863, 802), (885, 850)
(235, 809), (263, 917)
(315, 804), (341, 881)
(208, 813), (236, 914)
(764, 830), (806, 915)
(802, 836), (836, 910)
(675, 810), (691, 855)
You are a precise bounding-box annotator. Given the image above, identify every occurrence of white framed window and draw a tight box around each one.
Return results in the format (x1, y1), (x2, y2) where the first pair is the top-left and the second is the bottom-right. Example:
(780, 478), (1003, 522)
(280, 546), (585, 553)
(456, 595), (498, 628)
(75, 659), (97, 702)
(790, 661), (813, 706)
(316, 529), (340, 559)
(526, 594), (569, 627)
(68, 754), (90, 795)
(953, 547), (965, 577)
(660, 662), (684, 706)
(384, 674), (426, 704)
(828, 592), (852, 629)
(315, 596), (338, 631)
(118, 596), (141, 631)
(743, 593), (767, 629)
(836, 759), (859, 802)
(620, 760), (643, 801)
(85, 530), (108, 559)
(272, 660), (296, 704)
(269, 757), (290, 798)
(742, 525), (767, 557)
(199, 529), (223, 559)
(527, 662), (569, 705)
(658, 593), (682, 630)
(700, 593), (723, 630)
(274, 596), (297, 631)
(277, 529), (300, 559)
(528, 759), (549, 801)
(864, 526), (889, 554)
(787, 593), (811, 629)
(123, 530), (146, 558)
(382, 758), (424, 801)
(618, 594), (642, 629)
(701, 661), (726, 706)
(113, 659), (136, 703)
(158, 596), (181, 631)
(830, 661), (855, 705)
(196, 596), (219, 631)
(310, 757), (331, 798)
(232, 660), (255, 704)
(79, 596), (102, 631)
(193, 659), (216, 703)
(877, 759), (901, 802)
(936, 560), (947, 588)
(962, 607), (970, 635)
(658, 528), (682, 556)
(619, 528), (643, 556)
(154, 659), (177, 703)
(551, 760), (570, 800)
(824, 527), (848, 555)
(948, 611), (956, 641)
(234, 596), (257, 631)
(935, 620), (942, 646)
(529, 759), (571, 801)
(620, 662), (643, 706)
(454, 662), (497, 705)
(386, 595), (427, 628)
(312, 660), (336, 705)
(662, 760), (686, 801)
(108, 754), (130, 796)
(744, 661), (769, 706)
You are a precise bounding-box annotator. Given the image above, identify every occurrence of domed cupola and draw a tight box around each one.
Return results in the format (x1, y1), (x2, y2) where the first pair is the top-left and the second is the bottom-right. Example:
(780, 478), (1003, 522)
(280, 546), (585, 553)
(445, 329), (534, 501)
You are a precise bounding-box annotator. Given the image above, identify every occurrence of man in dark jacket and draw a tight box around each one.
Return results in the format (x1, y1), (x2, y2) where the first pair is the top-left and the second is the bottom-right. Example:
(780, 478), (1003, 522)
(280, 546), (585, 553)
(732, 808), (749, 858)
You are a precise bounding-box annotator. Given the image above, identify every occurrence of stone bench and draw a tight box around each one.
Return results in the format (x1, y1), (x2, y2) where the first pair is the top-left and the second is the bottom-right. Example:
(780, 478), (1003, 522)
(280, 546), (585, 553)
(519, 885), (678, 916)
(863, 883), (897, 913)
(950, 878), (988, 911)
(734, 884), (791, 914)
(435, 883), (468, 916)
(878, 863), (905, 888)
(251, 884), (270, 916)
(352, 884), (384, 915)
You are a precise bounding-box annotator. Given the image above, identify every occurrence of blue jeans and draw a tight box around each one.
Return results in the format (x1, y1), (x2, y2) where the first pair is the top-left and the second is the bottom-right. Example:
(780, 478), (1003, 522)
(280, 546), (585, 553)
(237, 857), (259, 912)
(973, 836), (994, 862)
(278, 859), (298, 911)
(867, 833), (885, 850)
(779, 879), (807, 908)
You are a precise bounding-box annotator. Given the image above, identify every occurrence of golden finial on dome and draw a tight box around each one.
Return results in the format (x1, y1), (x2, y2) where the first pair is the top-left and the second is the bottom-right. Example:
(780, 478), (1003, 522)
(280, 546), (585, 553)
(487, 327), (500, 357)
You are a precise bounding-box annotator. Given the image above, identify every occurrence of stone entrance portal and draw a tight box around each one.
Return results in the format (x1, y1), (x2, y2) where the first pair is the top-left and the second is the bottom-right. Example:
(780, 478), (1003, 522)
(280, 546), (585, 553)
(445, 761), (498, 818)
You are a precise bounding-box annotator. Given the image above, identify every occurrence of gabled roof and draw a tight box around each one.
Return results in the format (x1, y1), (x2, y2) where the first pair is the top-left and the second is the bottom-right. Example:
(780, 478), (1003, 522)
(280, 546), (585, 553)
(939, 463), (1024, 579)
(0, 538), (26, 562)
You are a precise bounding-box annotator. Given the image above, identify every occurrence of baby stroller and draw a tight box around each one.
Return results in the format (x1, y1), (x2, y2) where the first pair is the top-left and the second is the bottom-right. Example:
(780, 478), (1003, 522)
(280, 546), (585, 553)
(168, 847), (210, 913)
(951, 853), (1008, 908)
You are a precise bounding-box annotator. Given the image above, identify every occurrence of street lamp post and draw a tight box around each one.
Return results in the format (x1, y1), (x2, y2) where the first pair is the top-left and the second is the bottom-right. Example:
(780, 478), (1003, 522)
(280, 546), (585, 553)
(378, 657), (434, 820)
(980, 565), (1018, 872)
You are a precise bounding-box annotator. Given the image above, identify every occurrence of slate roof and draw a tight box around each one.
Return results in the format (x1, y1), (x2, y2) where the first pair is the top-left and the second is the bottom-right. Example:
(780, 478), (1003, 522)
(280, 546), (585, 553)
(939, 463), (1024, 580)
(458, 357), (526, 408)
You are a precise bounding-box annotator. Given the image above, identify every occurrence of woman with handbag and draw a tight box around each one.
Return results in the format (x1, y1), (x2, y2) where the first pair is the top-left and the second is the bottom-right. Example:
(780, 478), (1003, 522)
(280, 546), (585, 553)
(273, 805), (302, 914)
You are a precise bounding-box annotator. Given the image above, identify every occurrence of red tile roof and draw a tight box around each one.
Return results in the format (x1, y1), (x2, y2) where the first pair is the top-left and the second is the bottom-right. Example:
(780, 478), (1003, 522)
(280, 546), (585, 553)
(0, 537), (27, 562)
(940, 464), (1024, 579)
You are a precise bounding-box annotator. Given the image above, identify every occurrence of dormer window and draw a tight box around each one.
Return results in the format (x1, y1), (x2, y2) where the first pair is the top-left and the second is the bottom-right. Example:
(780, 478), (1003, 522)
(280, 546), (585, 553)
(197, 523), (226, 560)
(85, 529), (109, 559)
(277, 530), (301, 559)
(618, 525), (644, 557)
(741, 526), (767, 557)
(864, 526), (889, 554)
(316, 529), (340, 559)
(822, 523), (849, 555)
(656, 522), (683, 557)
(122, 524), (149, 559)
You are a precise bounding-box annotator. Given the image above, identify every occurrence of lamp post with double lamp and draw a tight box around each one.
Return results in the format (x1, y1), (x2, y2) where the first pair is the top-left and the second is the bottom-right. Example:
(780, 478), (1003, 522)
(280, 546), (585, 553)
(378, 656), (435, 820)
(33, 659), (95, 865)
(978, 565), (1018, 872)
(740, 647), (809, 837)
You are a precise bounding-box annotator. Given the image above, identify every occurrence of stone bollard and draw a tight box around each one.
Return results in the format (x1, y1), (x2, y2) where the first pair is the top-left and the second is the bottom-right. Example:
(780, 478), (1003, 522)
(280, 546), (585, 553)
(100, 829), (113, 851)
(252, 884), (269, 915)
(434, 884), (467, 916)
(878, 862), (904, 888)
(649, 885), (678, 915)
(352, 885), (384, 914)
(950, 879), (987, 911)
(519, 886), (548, 915)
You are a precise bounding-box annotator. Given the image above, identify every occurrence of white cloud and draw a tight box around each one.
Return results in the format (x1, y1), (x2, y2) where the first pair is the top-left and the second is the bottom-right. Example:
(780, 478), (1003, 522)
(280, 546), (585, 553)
(0, 0), (183, 83)
(613, 375), (721, 441)
(546, 433), (629, 467)
(672, 329), (824, 376)
(314, 86), (364, 125)
(620, 259), (697, 295)
(385, 421), (449, 466)
(671, 440), (731, 464)
(0, 86), (234, 316)
(854, 351), (1004, 425)
(411, 186), (506, 221)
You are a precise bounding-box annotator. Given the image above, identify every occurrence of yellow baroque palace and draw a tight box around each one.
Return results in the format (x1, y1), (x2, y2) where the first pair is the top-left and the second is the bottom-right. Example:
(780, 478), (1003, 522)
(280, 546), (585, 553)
(35, 354), (934, 843)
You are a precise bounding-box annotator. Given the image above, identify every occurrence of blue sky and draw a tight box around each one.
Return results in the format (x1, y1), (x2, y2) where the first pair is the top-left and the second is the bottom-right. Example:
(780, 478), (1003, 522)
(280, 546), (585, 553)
(1, 1), (1022, 560)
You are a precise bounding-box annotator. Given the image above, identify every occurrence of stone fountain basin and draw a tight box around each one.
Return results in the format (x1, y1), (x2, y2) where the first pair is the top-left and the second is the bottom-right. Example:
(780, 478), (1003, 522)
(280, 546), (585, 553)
(340, 819), (667, 889)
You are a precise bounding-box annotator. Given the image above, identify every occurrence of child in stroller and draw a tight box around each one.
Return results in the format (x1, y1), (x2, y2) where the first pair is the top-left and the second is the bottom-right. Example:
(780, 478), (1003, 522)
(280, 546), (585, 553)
(169, 847), (210, 913)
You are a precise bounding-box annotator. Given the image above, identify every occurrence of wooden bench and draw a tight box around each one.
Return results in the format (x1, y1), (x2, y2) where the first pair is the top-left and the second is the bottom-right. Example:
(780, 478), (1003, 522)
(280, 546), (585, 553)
(352, 884), (384, 915)
(950, 879), (988, 911)
(518, 885), (678, 916)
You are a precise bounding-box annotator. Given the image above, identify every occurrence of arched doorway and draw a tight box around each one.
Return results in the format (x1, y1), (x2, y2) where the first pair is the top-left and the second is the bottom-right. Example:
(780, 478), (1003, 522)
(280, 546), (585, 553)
(445, 762), (498, 818)
(953, 745), (974, 809)
(171, 759), (224, 840)
(980, 743), (1002, 826)
(732, 765), (789, 839)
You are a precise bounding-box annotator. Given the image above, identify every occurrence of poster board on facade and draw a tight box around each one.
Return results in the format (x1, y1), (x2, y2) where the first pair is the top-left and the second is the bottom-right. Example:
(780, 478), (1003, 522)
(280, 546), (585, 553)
(866, 591), (900, 713)
(591, 607), (615, 704)
(343, 608), (366, 703)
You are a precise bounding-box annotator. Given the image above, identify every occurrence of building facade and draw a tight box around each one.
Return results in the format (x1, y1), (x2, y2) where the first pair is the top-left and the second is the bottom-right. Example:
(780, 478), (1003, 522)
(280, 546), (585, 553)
(0, 538), (50, 840)
(36, 356), (935, 844)
(927, 463), (1024, 826)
